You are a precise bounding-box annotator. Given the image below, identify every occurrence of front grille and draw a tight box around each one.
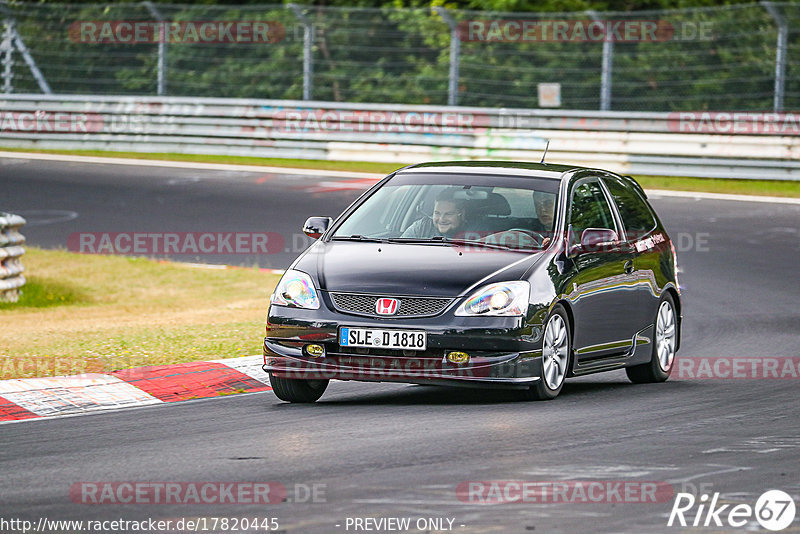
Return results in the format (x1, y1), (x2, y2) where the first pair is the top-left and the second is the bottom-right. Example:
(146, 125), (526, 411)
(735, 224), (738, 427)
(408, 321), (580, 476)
(330, 293), (453, 318)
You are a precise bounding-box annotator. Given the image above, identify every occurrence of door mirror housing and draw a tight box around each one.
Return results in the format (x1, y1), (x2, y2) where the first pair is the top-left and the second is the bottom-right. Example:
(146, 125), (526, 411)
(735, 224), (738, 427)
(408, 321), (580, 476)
(570, 228), (619, 254)
(303, 217), (332, 240)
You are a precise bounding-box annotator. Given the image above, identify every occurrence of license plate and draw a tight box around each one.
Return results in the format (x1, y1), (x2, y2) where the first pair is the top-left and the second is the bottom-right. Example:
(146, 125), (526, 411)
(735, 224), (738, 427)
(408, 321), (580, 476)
(339, 327), (427, 351)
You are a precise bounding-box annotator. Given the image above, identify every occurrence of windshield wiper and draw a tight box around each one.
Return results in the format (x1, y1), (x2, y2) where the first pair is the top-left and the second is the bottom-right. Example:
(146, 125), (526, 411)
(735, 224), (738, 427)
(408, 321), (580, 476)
(384, 236), (448, 245)
(332, 235), (529, 250)
(384, 236), (527, 250)
(331, 234), (388, 243)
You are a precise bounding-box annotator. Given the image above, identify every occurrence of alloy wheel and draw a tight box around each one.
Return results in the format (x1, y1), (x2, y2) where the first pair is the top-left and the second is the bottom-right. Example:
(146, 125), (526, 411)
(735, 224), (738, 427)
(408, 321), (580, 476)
(655, 300), (676, 371)
(542, 314), (569, 390)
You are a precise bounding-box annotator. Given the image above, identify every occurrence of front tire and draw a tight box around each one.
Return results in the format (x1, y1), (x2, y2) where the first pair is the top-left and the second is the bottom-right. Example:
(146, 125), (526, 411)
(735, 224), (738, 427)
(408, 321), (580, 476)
(626, 293), (677, 384)
(269, 374), (329, 403)
(521, 305), (571, 401)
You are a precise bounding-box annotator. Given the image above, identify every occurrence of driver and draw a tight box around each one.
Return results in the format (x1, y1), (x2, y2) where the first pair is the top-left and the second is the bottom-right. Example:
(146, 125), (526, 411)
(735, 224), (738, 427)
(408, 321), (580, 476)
(533, 190), (556, 247)
(402, 189), (469, 238)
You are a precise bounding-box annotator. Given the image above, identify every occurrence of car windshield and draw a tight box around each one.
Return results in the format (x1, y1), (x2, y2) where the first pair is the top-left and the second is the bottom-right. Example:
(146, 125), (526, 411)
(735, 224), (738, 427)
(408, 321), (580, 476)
(332, 173), (560, 251)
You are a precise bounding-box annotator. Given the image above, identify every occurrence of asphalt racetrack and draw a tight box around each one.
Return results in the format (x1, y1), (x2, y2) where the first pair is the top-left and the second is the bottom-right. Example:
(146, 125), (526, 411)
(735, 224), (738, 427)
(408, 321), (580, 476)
(1, 156), (799, 533)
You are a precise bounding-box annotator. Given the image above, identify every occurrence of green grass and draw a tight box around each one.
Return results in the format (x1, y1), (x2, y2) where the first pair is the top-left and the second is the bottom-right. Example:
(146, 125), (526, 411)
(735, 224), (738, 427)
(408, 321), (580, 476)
(0, 247), (282, 379)
(0, 278), (90, 309)
(634, 175), (800, 198)
(2, 146), (798, 198)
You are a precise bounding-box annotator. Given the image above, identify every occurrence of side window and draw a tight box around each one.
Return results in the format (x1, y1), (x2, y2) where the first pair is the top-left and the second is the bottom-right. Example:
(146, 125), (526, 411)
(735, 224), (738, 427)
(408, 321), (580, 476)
(568, 180), (616, 245)
(603, 177), (657, 238)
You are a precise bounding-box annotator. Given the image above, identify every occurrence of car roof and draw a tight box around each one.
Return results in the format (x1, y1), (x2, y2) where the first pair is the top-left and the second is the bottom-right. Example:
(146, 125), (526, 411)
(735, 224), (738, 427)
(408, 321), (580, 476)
(397, 160), (587, 180)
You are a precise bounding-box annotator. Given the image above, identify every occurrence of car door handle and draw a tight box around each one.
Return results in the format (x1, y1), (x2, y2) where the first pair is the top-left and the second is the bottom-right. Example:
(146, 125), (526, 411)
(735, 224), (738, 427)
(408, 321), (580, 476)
(624, 260), (634, 274)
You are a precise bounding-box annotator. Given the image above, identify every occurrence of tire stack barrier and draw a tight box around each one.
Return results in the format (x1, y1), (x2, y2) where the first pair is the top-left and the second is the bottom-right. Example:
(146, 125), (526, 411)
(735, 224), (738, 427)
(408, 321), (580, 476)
(0, 212), (27, 303)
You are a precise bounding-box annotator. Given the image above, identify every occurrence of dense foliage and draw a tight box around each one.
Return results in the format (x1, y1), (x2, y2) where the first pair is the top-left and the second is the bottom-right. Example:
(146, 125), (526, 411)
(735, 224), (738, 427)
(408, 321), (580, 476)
(4, 1), (798, 111)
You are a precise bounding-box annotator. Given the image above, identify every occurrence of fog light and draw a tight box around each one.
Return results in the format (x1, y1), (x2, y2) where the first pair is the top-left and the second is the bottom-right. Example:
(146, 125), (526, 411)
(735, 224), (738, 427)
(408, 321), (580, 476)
(305, 344), (325, 358)
(446, 351), (470, 364)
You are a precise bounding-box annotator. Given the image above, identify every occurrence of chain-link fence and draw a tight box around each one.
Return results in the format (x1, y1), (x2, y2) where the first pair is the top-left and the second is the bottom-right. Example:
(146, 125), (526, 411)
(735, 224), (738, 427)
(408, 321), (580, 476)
(1, 2), (798, 111)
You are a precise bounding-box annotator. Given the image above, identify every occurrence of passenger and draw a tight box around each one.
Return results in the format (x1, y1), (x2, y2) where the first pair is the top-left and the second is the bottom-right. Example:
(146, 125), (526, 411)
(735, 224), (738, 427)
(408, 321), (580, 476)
(402, 189), (469, 238)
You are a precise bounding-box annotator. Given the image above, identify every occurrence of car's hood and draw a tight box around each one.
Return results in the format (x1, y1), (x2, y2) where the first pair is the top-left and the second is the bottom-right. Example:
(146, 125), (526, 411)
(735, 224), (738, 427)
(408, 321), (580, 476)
(293, 241), (542, 297)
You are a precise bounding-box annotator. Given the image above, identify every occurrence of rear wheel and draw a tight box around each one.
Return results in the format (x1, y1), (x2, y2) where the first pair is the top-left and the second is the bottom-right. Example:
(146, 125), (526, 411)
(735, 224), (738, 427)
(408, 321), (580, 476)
(626, 293), (677, 384)
(269, 374), (329, 403)
(521, 305), (571, 401)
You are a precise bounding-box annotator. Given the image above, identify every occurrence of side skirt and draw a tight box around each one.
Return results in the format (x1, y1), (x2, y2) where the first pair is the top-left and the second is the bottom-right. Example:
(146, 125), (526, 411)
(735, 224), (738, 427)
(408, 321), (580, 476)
(571, 324), (654, 376)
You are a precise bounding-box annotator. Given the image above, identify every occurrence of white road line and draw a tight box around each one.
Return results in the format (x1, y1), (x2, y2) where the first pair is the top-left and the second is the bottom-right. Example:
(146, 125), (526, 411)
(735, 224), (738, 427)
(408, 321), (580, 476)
(0, 151), (387, 179)
(2, 151), (798, 204)
(646, 189), (800, 205)
(172, 261), (285, 274)
(8, 209), (79, 226)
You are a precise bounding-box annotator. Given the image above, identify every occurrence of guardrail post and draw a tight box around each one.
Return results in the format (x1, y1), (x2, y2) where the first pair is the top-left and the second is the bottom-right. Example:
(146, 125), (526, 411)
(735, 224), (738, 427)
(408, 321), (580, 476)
(289, 4), (314, 101)
(143, 1), (167, 96)
(11, 27), (51, 94)
(2, 19), (12, 93)
(762, 1), (787, 113)
(0, 212), (27, 303)
(0, 4), (52, 94)
(588, 11), (613, 111)
(434, 7), (460, 106)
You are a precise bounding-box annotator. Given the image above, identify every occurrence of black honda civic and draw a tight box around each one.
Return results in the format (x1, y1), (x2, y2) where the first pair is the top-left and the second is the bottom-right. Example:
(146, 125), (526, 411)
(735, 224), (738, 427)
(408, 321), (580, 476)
(263, 161), (681, 402)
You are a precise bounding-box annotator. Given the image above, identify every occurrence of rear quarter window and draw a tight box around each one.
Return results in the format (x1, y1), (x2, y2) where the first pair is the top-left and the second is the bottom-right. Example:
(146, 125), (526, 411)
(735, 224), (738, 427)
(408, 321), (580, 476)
(604, 177), (658, 237)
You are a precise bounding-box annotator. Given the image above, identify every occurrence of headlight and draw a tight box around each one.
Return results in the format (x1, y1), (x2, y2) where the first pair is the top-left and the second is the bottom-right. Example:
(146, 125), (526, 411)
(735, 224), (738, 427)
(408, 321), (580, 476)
(455, 281), (530, 317)
(271, 270), (320, 309)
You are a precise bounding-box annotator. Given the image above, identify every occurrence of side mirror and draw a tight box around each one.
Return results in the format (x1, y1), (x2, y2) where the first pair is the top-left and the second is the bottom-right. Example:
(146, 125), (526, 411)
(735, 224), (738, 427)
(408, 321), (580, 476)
(303, 216), (332, 240)
(570, 228), (619, 254)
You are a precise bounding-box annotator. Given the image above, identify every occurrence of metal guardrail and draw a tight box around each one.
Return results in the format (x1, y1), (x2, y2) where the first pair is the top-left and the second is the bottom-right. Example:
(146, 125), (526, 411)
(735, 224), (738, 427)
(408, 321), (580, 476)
(0, 212), (26, 303)
(0, 94), (798, 180)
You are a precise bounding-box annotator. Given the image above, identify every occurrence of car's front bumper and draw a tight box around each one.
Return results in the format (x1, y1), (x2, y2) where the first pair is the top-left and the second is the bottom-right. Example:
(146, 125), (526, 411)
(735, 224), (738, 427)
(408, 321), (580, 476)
(262, 304), (545, 389)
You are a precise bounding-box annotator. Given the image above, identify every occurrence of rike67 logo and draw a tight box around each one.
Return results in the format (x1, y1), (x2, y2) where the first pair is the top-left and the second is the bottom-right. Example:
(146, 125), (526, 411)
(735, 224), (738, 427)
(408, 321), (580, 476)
(668, 490), (796, 531)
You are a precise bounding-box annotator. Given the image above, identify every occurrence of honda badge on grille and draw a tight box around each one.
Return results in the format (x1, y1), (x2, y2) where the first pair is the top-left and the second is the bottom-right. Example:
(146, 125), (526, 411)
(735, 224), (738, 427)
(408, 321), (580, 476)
(375, 298), (399, 315)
